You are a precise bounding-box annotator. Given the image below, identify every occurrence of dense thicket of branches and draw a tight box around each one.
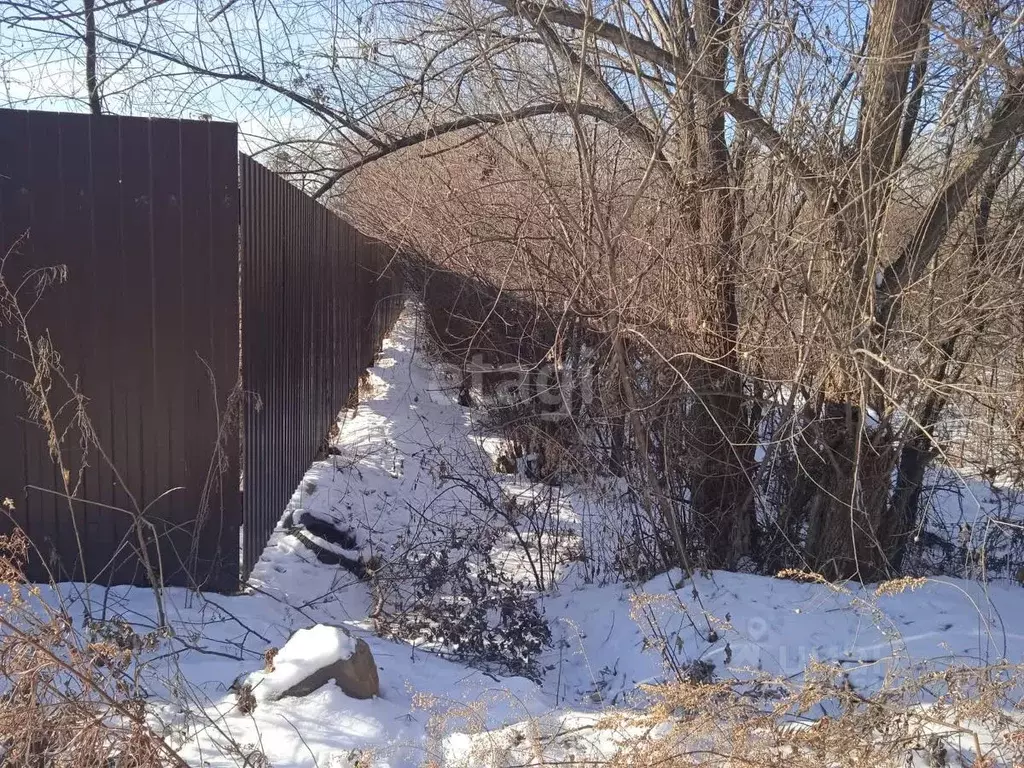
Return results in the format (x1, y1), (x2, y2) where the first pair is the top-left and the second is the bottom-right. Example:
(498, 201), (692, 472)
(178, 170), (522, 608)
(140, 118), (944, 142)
(4, 0), (1024, 581)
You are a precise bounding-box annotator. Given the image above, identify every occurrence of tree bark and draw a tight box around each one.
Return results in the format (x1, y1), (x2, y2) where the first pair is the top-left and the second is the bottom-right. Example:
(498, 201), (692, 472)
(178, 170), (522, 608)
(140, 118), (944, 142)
(680, 0), (757, 569)
(801, 403), (892, 580)
(877, 80), (1024, 333)
(884, 404), (938, 572)
(882, 140), (1017, 572)
(84, 0), (101, 115)
(797, 0), (934, 579)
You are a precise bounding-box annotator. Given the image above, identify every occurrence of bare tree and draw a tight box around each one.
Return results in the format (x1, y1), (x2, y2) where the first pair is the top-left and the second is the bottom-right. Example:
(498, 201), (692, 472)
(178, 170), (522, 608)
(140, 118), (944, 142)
(84, 0), (101, 114)
(6, 0), (1024, 579)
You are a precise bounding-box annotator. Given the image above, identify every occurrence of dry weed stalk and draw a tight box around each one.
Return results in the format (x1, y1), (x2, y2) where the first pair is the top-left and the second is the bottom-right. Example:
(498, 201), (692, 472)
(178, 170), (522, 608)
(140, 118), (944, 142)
(0, 247), (269, 766)
(0, 244), (169, 619)
(0, 530), (187, 767)
(444, 657), (1024, 767)
(609, 659), (1024, 768)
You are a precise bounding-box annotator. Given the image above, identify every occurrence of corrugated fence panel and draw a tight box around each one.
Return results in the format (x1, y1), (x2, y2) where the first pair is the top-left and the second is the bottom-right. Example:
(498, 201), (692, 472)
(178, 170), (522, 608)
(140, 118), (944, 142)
(238, 154), (403, 580)
(0, 110), (241, 590)
(203, 121), (244, 587)
(0, 111), (400, 591)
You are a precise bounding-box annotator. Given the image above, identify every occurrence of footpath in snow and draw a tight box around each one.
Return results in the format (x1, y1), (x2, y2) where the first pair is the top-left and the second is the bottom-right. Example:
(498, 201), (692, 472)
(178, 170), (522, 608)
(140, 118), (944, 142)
(19, 303), (1024, 767)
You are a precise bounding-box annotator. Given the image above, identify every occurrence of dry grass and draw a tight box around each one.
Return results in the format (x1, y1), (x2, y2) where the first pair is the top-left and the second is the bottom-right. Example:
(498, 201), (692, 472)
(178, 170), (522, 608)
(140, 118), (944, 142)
(435, 645), (1024, 768)
(0, 530), (186, 767)
(431, 571), (1024, 767)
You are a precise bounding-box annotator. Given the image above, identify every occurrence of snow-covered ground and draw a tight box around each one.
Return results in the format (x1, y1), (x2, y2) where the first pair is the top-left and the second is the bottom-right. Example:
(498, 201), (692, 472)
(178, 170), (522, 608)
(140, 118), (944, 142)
(18, 304), (1024, 766)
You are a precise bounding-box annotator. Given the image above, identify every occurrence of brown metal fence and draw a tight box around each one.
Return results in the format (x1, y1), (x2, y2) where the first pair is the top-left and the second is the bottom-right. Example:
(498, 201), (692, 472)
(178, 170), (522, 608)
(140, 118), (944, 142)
(0, 109), (403, 590)
(0, 109), (242, 590)
(239, 154), (403, 577)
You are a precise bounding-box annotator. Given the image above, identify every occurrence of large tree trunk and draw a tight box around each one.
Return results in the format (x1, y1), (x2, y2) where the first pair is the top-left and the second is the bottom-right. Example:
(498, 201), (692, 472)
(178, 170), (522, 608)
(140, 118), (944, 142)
(689, 372), (757, 568)
(853, 0), (932, 267)
(793, 0), (932, 578)
(801, 403), (893, 580)
(681, 0), (757, 569)
(883, 424), (934, 573)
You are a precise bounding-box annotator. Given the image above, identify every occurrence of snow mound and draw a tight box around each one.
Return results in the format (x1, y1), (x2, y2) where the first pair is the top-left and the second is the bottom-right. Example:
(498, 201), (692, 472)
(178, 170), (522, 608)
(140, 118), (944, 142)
(253, 625), (358, 701)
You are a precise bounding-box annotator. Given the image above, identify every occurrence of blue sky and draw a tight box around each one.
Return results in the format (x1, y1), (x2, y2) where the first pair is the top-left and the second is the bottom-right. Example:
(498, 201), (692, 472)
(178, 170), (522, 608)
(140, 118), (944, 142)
(0, 0), (377, 155)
